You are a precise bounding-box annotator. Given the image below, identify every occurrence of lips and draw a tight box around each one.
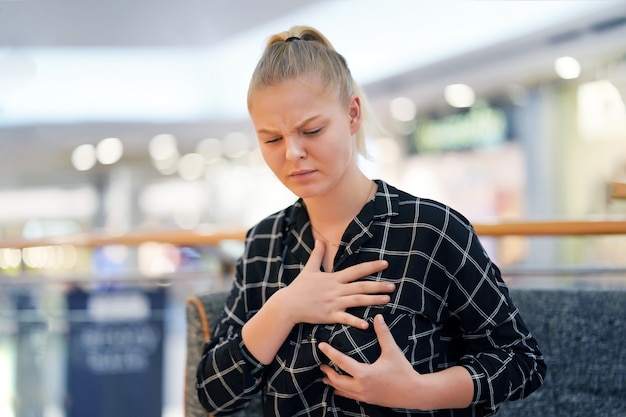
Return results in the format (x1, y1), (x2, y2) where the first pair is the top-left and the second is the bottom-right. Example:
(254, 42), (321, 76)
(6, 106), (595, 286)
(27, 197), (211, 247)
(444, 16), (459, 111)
(289, 169), (316, 178)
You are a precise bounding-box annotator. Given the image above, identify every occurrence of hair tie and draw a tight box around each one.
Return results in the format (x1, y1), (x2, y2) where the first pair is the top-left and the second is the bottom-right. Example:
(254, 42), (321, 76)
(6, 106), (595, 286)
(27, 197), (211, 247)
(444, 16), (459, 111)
(285, 36), (300, 42)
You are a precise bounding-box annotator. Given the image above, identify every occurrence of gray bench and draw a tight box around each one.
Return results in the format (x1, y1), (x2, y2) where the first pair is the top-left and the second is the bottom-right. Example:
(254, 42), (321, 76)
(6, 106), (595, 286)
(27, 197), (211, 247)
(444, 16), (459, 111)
(185, 289), (626, 417)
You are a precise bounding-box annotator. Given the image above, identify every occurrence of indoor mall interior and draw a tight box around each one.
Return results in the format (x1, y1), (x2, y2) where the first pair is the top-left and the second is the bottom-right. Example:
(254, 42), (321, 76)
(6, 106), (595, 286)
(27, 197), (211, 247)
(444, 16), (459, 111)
(1, 1), (625, 416)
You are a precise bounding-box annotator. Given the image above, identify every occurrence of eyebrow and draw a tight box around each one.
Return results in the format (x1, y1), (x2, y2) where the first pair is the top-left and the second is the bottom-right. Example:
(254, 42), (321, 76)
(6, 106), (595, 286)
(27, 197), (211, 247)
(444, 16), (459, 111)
(256, 115), (322, 136)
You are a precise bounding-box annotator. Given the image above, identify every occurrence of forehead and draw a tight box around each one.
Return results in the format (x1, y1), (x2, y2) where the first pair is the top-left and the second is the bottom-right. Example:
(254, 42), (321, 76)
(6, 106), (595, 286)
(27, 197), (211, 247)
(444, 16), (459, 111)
(249, 78), (347, 128)
(250, 76), (342, 107)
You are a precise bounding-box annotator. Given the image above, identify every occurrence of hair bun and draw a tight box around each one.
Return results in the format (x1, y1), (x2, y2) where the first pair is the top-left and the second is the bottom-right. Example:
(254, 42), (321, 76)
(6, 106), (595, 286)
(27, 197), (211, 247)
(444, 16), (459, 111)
(300, 33), (317, 42)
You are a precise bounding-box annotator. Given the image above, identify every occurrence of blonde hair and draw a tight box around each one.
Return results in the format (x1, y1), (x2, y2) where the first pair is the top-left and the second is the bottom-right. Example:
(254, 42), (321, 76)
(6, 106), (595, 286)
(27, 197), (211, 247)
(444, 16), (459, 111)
(247, 25), (381, 157)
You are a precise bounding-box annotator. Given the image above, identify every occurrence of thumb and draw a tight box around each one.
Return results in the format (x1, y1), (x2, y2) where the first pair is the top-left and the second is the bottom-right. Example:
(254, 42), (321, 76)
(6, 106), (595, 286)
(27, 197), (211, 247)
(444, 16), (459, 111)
(305, 239), (326, 271)
(373, 314), (396, 354)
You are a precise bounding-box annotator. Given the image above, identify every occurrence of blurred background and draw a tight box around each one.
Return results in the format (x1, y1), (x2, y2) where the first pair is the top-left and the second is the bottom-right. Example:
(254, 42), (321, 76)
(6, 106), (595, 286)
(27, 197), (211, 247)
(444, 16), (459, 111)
(1, 1), (626, 416)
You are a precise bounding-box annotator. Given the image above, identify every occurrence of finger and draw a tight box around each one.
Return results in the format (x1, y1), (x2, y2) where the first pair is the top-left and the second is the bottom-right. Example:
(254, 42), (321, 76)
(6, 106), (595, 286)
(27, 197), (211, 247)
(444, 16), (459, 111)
(336, 260), (389, 283)
(333, 311), (371, 330)
(304, 239), (325, 271)
(373, 314), (397, 354)
(318, 342), (361, 376)
(320, 365), (354, 395)
(320, 364), (356, 399)
(318, 342), (343, 363)
(345, 280), (395, 295)
(319, 363), (339, 379)
(334, 294), (391, 316)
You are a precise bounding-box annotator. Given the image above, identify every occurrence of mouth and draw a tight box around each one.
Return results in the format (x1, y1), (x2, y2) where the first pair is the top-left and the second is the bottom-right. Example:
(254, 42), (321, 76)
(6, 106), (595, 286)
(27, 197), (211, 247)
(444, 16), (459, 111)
(289, 169), (316, 178)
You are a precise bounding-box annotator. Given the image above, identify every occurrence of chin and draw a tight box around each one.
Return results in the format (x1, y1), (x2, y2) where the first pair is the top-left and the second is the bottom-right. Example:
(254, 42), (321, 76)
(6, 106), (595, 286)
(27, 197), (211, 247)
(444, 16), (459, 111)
(285, 183), (318, 200)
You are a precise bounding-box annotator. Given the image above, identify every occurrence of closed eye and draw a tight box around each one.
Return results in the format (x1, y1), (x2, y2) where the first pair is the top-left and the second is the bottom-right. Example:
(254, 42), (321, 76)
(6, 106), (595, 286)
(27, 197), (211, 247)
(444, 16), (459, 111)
(303, 127), (323, 136)
(264, 136), (282, 144)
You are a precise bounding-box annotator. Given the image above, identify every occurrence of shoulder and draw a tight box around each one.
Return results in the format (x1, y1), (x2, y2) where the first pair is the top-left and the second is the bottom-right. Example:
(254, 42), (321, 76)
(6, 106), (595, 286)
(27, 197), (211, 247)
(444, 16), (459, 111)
(381, 181), (473, 229)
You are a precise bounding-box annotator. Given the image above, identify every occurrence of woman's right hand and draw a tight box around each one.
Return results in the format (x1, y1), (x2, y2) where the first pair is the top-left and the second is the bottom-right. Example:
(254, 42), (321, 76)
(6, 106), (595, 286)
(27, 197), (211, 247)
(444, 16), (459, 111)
(277, 240), (394, 330)
(242, 240), (393, 364)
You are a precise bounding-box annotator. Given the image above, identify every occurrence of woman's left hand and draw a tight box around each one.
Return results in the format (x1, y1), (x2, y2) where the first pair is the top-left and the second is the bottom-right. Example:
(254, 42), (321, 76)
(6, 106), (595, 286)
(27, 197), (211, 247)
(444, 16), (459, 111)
(318, 314), (422, 410)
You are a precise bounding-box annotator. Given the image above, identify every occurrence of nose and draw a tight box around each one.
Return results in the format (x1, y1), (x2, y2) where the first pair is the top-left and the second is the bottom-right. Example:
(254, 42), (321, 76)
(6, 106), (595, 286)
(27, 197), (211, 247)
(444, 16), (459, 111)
(285, 136), (306, 161)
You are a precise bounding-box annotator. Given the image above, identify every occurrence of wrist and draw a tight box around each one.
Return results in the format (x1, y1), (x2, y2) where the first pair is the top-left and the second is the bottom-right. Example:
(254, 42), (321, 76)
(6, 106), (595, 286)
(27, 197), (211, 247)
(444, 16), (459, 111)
(267, 288), (297, 327)
(241, 288), (297, 365)
(412, 366), (474, 411)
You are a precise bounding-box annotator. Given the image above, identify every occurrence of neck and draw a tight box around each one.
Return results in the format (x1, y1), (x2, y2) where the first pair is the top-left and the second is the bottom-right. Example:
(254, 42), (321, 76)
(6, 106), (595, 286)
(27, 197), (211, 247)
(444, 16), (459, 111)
(306, 175), (376, 231)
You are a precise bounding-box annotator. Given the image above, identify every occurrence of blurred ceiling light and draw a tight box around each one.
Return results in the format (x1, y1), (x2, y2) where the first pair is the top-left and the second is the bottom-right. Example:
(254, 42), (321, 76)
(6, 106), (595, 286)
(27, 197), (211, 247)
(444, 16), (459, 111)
(197, 137), (223, 163)
(22, 246), (51, 269)
(96, 137), (124, 165)
(0, 48), (215, 126)
(0, 187), (97, 221)
(149, 133), (178, 161)
(71, 143), (97, 171)
(49, 245), (66, 269)
(0, 1), (613, 127)
(153, 153), (179, 175)
(150, 134), (179, 174)
(554, 56), (581, 79)
(444, 83), (476, 108)
(60, 245), (78, 269)
(0, 52), (38, 106)
(178, 152), (205, 180)
(222, 131), (251, 159)
(0, 248), (22, 269)
(389, 97), (417, 121)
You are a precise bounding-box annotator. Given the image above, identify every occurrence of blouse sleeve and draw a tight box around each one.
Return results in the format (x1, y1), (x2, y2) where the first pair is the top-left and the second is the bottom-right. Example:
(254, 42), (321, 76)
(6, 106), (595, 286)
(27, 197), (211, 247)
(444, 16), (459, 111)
(196, 257), (266, 415)
(443, 211), (547, 415)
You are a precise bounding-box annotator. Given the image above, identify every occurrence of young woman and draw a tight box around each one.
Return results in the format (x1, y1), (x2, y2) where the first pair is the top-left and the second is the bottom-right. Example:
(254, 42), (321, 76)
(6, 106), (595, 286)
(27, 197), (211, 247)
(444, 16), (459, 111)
(197, 25), (546, 417)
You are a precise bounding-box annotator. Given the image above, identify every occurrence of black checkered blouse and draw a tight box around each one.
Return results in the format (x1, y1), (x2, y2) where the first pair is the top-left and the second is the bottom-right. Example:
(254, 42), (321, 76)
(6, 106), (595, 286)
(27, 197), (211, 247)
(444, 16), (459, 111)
(197, 180), (546, 416)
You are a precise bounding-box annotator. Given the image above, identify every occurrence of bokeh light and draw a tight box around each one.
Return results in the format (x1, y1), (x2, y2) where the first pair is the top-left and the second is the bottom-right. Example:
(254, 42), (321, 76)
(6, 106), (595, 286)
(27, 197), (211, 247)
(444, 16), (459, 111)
(389, 96), (417, 122)
(444, 83), (476, 108)
(554, 56), (581, 80)
(71, 144), (97, 171)
(96, 137), (124, 165)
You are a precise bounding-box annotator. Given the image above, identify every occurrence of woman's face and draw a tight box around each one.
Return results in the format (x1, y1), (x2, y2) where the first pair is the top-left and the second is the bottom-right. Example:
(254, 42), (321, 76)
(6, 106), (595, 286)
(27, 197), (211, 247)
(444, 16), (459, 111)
(249, 76), (362, 199)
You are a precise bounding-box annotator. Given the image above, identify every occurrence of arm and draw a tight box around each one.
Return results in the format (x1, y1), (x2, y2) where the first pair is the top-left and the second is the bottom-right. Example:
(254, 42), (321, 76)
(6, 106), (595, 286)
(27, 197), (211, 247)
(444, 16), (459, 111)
(445, 219), (546, 412)
(196, 279), (265, 415)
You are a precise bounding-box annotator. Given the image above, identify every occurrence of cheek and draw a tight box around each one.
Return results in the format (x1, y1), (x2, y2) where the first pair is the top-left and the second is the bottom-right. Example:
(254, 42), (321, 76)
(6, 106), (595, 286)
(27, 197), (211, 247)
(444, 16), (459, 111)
(317, 140), (353, 176)
(329, 129), (356, 160)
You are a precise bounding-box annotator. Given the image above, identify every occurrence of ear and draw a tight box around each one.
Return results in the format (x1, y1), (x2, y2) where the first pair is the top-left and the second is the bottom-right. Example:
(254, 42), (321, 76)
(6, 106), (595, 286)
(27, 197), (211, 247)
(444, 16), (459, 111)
(348, 94), (362, 135)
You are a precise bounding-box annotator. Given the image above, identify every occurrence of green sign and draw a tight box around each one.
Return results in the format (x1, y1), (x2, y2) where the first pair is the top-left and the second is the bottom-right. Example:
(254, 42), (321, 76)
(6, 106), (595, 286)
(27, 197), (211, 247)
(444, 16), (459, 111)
(414, 104), (507, 152)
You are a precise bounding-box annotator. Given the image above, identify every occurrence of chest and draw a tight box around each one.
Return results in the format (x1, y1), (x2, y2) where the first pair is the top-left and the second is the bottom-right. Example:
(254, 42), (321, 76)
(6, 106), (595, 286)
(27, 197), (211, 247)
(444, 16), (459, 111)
(322, 245), (339, 272)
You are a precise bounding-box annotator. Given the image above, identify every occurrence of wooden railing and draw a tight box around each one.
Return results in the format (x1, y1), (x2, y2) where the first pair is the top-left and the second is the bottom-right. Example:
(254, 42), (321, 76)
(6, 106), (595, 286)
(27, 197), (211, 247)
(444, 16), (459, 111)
(473, 219), (626, 236)
(1, 219), (626, 249)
